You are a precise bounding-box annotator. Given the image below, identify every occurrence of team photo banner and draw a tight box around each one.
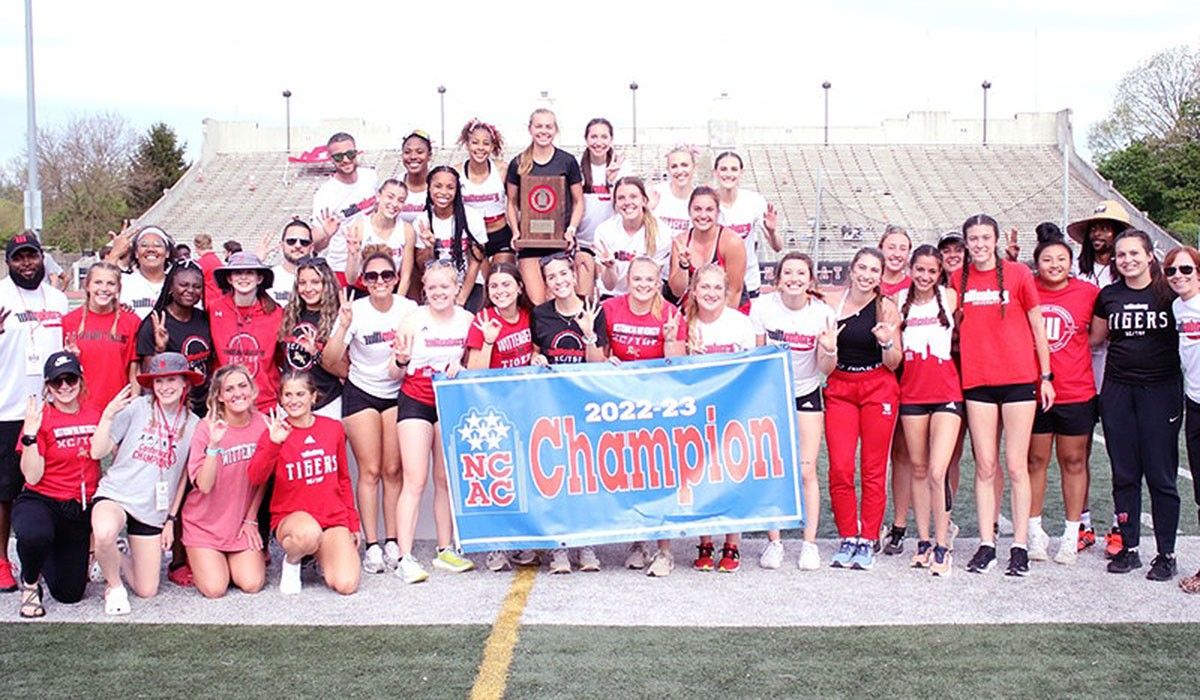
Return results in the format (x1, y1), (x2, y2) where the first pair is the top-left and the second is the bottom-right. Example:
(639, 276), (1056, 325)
(433, 346), (803, 553)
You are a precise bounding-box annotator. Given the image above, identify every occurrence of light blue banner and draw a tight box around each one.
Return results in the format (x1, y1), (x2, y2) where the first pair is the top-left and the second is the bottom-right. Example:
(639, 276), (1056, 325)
(433, 346), (803, 552)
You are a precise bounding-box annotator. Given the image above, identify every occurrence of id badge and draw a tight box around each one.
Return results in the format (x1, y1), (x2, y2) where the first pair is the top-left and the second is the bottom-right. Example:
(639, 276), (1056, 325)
(155, 480), (170, 511)
(25, 346), (43, 376)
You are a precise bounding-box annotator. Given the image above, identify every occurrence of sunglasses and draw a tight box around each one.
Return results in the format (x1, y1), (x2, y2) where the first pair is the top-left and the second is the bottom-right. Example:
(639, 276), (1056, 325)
(284, 237), (313, 247)
(424, 258), (457, 270)
(362, 270), (397, 284)
(48, 374), (81, 389)
(330, 150), (358, 163)
(539, 251), (574, 268)
(1166, 265), (1196, 276)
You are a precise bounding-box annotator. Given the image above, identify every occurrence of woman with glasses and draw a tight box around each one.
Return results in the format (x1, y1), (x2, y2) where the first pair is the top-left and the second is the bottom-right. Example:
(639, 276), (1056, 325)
(323, 247), (417, 575)
(1167, 247), (1200, 593)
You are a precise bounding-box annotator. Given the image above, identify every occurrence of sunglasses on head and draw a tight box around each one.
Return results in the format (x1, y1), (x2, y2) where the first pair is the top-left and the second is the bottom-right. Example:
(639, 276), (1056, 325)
(330, 150), (358, 163)
(1166, 265), (1196, 276)
(48, 374), (80, 389)
(539, 251), (574, 268)
(424, 258), (456, 271)
(362, 270), (397, 284)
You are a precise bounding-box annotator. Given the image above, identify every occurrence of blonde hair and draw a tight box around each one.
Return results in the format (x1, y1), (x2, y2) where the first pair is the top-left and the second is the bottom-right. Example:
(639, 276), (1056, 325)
(206, 365), (257, 421)
(612, 177), (659, 258)
(684, 264), (727, 352)
(77, 262), (125, 340)
(517, 108), (557, 177)
(627, 256), (665, 320)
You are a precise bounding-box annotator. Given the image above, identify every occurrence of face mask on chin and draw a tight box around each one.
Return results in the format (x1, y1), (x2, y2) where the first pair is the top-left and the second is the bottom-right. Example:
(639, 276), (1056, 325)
(9, 262), (45, 290)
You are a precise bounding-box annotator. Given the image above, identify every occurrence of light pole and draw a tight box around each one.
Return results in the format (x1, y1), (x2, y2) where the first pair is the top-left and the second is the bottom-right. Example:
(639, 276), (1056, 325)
(24, 0), (41, 231)
(438, 85), (446, 146)
(981, 80), (991, 146)
(822, 81), (831, 146)
(629, 81), (639, 145)
(282, 90), (292, 154)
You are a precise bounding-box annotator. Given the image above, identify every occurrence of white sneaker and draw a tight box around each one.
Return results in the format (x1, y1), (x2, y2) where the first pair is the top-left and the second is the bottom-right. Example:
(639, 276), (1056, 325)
(396, 555), (430, 584)
(89, 559), (104, 583)
(948, 520), (961, 550)
(998, 514), (1014, 536)
(578, 546), (601, 572)
(104, 585), (131, 615)
(624, 542), (649, 570)
(646, 549), (674, 577)
(1028, 528), (1051, 561)
(512, 549), (540, 567)
(797, 540), (820, 570)
(362, 544), (387, 574)
(1054, 535), (1079, 565)
(280, 559), (302, 595)
(486, 551), (511, 572)
(548, 548), (572, 574)
(382, 541), (402, 570)
(759, 539), (784, 569)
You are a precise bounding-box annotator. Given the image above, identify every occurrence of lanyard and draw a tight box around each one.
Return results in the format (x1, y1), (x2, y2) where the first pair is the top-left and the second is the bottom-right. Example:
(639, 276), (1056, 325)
(153, 401), (188, 474)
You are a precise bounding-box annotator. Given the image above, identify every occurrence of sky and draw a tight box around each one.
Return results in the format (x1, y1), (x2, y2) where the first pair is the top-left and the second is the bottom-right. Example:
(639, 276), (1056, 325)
(0, 1), (1197, 170)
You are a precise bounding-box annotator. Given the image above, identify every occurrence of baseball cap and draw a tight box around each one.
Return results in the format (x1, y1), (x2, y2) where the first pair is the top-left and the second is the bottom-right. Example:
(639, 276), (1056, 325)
(6, 231), (43, 261)
(44, 351), (83, 382)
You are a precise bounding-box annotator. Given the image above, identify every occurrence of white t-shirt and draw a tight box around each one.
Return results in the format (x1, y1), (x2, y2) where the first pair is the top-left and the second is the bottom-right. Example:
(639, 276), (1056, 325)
(718, 189), (769, 293)
(460, 161), (507, 220)
(749, 292), (834, 397)
(269, 264), (296, 306)
(405, 306), (475, 377)
(695, 307), (757, 354)
(579, 160), (629, 248)
(593, 215), (672, 296)
(346, 294), (417, 399)
(896, 287), (955, 361)
(652, 182), (692, 237)
(0, 278), (69, 420)
(311, 167), (379, 274)
(416, 208), (488, 285)
(119, 269), (164, 320)
(360, 216), (409, 274)
(1073, 262), (1112, 392)
(399, 188), (427, 224)
(1175, 294), (1200, 403)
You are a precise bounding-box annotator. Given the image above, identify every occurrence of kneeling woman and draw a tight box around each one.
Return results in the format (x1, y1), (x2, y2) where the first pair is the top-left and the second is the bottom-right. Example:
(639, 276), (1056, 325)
(182, 365), (269, 598)
(90, 353), (202, 615)
(248, 371), (361, 595)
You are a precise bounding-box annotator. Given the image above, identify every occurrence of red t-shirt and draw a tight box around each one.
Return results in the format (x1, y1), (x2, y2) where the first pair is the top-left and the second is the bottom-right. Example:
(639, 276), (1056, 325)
(957, 260), (1040, 389)
(465, 308), (534, 369)
(247, 416), (358, 532)
(1036, 277), (1099, 404)
(197, 252), (223, 307)
(601, 295), (686, 361)
(17, 405), (102, 503)
(208, 294), (284, 411)
(881, 275), (911, 298)
(63, 307), (140, 413)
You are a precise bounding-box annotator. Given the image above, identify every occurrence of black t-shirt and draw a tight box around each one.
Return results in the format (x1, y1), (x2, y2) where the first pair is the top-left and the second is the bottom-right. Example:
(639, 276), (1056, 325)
(136, 308), (213, 416)
(506, 147), (583, 231)
(1094, 279), (1180, 385)
(278, 307), (343, 410)
(531, 300), (609, 364)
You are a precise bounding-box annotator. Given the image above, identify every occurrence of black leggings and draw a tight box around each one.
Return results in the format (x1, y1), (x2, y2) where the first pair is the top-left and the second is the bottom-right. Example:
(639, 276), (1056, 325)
(1185, 398), (1200, 522)
(12, 490), (90, 603)
(1100, 378), (1183, 555)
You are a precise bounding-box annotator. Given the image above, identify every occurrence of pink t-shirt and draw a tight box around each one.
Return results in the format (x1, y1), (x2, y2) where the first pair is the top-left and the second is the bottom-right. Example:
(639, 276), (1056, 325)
(181, 414), (268, 552)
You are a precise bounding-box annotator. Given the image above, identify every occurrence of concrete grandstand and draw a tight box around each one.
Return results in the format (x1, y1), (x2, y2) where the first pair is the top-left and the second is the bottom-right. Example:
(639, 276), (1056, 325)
(137, 109), (1174, 284)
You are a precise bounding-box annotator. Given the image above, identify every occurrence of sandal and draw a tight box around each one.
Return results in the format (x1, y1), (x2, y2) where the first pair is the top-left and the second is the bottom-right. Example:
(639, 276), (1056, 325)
(19, 579), (45, 619)
(1180, 570), (1200, 595)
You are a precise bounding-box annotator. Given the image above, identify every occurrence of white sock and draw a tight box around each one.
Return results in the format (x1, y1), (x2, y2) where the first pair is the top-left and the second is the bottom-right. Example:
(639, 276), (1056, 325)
(1080, 510), (1092, 529)
(1029, 515), (1043, 534)
(1063, 520), (1081, 543)
(280, 558), (302, 595)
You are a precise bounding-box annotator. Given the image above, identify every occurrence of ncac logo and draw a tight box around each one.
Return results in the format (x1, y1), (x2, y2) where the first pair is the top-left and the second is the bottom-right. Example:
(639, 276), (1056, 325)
(454, 407), (520, 511)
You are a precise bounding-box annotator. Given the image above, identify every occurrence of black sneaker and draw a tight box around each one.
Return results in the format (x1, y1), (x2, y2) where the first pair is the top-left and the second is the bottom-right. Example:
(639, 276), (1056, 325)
(1005, 547), (1029, 577)
(1106, 548), (1143, 574)
(1146, 553), (1177, 581)
(966, 545), (997, 573)
(882, 526), (906, 555)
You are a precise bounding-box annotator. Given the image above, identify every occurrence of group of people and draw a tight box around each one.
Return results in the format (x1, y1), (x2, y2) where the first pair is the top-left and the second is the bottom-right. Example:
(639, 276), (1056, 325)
(3, 109), (1199, 621)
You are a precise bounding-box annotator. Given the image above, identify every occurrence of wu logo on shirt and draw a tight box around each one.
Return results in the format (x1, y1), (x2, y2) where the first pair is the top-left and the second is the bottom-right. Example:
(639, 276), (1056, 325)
(454, 407), (521, 512)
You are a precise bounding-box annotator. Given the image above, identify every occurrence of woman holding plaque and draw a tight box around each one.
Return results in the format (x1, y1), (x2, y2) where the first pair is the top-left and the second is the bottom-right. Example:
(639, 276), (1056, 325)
(505, 108), (584, 305)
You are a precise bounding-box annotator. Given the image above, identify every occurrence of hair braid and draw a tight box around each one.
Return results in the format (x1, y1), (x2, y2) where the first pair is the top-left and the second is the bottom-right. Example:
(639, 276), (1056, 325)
(996, 257), (1006, 319)
(933, 286), (950, 328)
(900, 280), (916, 331)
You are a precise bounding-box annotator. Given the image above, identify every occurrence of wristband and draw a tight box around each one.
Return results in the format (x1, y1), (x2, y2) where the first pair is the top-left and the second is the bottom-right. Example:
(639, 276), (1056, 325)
(243, 519), (258, 526)
(878, 340), (894, 351)
(678, 260), (691, 270)
(165, 514), (177, 523)
(21, 434), (38, 447)
(206, 446), (224, 457)
(582, 335), (598, 345)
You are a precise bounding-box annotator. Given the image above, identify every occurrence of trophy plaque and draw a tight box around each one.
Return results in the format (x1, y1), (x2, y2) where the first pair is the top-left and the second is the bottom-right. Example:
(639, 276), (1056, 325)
(515, 174), (569, 249)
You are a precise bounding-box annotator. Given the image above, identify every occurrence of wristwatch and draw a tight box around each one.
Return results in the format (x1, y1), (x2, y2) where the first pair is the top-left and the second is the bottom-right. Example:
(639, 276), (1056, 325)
(1041, 372), (1054, 382)
(20, 434), (37, 447)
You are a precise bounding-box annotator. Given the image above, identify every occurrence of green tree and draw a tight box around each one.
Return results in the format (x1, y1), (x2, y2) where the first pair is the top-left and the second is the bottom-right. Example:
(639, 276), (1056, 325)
(127, 122), (188, 214)
(1088, 44), (1199, 159)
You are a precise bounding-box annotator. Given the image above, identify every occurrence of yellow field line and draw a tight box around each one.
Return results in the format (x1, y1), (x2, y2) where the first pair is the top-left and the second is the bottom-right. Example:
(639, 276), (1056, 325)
(470, 566), (537, 700)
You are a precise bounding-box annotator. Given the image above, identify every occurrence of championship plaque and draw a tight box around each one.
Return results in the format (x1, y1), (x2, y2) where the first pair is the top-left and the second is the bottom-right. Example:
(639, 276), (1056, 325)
(515, 174), (569, 249)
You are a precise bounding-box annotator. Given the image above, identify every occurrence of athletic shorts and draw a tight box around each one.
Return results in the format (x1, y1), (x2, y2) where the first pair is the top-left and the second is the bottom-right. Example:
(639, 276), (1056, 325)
(900, 401), (965, 417)
(341, 380), (396, 417)
(397, 393), (438, 424)
(794, 387), (824, 413)
(93, 497), (162, 536)
(517, 246), (566, 260)
(1032, 398), (1098, 436)
(484, 224), (514, 257)
(963, 382), (1037, 405)
(0, 420), (25, 501)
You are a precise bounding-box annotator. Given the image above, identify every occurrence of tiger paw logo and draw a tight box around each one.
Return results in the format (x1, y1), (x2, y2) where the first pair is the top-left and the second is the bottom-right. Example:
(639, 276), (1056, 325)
(454, 407), (519, 510)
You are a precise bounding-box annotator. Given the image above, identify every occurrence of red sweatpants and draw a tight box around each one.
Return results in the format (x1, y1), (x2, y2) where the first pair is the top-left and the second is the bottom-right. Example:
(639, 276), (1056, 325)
(823, 368), (900, 539)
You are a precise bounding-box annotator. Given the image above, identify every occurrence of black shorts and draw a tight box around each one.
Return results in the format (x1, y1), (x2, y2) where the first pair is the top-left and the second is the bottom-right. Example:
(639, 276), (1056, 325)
(900, 401), (965, 417)
(341, 380), (396, 417)
(576, 245), (595, 258)
(397, 393), (439, 423)
(484, 224), (514, 257)
(93, 497), (163, 536)
(794, 387), (824, 412)
(1033, 398), (1098, 436)
(963, 382), (1037, 405)
(0, 420), (25, 501)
